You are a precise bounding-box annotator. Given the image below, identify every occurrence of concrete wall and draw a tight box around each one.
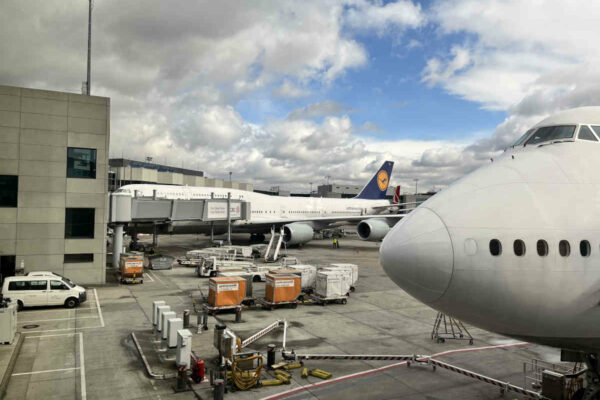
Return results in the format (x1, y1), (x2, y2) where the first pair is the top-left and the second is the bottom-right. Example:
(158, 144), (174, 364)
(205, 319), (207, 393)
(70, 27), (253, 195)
(205, 178), (223, 188)
(0, 85), (109, 285)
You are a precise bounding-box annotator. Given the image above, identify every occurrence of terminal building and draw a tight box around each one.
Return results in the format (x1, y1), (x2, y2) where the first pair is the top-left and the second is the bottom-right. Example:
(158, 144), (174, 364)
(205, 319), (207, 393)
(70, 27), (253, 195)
(0, 85), (110, 285)
(108, 158), (253, 192)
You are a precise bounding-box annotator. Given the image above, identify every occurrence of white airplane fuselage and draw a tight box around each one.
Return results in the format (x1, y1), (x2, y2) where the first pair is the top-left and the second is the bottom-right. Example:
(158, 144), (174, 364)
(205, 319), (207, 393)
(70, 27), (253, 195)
(116, 184), (390, 233)
(381, 108), (600, 352)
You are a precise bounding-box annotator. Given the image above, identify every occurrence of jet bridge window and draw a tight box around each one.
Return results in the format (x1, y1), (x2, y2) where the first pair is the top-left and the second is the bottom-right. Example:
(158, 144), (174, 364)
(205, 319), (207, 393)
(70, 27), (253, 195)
(559, 240), (571, 257)
(489, 239), (502, 256)
(524, 125), (576, 146)
(577, 125), (598, 141)
(537, 240), (549, 257)
(580, 240), (591, 257)
(513, 240), (526, 256)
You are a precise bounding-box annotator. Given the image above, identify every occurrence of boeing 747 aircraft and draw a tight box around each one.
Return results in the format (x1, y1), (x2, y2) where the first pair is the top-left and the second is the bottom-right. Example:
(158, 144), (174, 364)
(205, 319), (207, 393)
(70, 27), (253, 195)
(115, 161), (409, 245)
(380, 107), (600, 399)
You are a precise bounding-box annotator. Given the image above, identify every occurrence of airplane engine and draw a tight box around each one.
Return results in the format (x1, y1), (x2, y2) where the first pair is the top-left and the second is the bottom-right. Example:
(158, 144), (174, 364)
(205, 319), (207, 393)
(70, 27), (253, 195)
(357, 219), (390, 241)
(282, 223), (314, 245)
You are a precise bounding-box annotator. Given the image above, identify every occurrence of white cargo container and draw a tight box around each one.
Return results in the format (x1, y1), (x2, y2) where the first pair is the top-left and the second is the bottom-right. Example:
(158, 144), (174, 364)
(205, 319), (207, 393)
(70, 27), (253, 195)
(293, 265), (318, 289)
(315, 270), (351, 298)
(328, 264), (359, 287)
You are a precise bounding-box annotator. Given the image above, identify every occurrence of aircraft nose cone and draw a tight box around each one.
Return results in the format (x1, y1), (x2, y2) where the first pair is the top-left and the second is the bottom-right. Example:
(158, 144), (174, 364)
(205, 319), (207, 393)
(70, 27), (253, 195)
(380, 207), (453, 304)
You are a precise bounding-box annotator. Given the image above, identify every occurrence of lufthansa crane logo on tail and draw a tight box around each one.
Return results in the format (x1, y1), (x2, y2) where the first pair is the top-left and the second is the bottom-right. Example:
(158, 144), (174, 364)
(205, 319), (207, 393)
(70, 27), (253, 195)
(377, 170), (389, 191)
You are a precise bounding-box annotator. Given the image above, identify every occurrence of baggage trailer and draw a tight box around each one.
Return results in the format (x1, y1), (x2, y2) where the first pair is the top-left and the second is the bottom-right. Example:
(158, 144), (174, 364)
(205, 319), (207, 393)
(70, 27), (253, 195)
(308, 293), (348, 306)
(120, 253), (144, 284)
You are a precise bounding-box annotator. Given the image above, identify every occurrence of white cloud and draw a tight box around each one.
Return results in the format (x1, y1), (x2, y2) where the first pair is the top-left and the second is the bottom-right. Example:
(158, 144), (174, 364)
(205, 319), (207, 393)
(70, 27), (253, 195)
(345, 0), (425, 35)
(272, 80), (311, 99)
(287, 100), (351, 120)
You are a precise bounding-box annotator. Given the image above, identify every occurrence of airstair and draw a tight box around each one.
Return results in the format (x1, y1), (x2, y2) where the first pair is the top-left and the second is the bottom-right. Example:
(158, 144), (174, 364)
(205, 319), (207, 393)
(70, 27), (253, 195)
(264, 227), (285, 262)
(431, 312), (473, 344)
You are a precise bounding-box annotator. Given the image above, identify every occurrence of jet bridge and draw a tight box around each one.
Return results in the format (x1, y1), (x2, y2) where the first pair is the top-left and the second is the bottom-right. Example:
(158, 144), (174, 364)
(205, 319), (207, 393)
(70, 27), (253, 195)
(109, 192), (250, 266)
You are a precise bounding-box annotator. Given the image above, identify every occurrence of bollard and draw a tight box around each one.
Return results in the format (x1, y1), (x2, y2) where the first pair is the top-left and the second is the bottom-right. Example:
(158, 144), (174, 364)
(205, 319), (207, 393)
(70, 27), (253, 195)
(183, 309), (190, 328)
(176, 368), (187, 392)
(202, 309), (209, 331)
(213, 378), (225, 400)
(235, 307), (242, 323)
(267, 344), (276, 368)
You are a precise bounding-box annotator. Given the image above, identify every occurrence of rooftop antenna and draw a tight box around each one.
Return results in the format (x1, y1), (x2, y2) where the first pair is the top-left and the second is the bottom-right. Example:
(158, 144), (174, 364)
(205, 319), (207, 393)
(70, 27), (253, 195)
(85, 0), (93, 95)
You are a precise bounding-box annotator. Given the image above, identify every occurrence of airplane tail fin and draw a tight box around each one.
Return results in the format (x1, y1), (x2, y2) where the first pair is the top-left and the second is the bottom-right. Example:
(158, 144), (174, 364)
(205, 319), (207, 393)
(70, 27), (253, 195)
(392, 186), (400, 204)
(354, 161), (394, 200)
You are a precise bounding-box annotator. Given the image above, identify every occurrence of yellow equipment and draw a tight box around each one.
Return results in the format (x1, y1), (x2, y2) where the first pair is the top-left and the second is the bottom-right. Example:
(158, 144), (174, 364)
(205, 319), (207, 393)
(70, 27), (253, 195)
(231, 353), (263, 390)
(301, 367), (309, 378)
(310, 368), (332, 379)
(261, 379), (284, 386)
(284, 362), (303, 370)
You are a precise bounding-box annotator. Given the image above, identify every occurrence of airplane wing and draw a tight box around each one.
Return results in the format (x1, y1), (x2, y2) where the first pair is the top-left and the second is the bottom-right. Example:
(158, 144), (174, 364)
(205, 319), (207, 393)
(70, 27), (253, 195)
(234, 211), (412, 230)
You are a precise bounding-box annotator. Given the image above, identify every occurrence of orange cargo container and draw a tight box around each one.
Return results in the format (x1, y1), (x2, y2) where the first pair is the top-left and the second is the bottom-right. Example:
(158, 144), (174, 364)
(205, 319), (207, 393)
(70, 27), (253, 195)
(208, 276), (246, 307)
(265, 274), (301, 303)
(120, 254), (144, 283)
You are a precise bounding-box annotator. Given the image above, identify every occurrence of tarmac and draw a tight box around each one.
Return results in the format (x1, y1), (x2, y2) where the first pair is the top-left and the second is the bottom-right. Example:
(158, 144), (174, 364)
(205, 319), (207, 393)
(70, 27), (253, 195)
(0, 231), (567, 400)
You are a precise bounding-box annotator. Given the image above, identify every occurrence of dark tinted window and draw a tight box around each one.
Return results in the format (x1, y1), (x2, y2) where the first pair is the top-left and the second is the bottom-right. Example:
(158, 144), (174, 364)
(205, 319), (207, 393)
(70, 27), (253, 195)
(580, 240), (591, 257)
(67, 148), (96, 179)
(64, 254), (94, 263)
(578, 126), (598, 141)
(537, 240), (549, 256)
(525, 125), (576, 145)
(0, 175), (18, 207)
(512, 129), (534, 146)
(50, 280), (69, 290)
(8, 281), (29, 291)
(65, 208), (95, 238)
(591, 126), (600, 137)
(559, 240), (570, 257)
(29, 280), (47, 290)
(489, 239), (502, 256)
(513, 240), (526, 256)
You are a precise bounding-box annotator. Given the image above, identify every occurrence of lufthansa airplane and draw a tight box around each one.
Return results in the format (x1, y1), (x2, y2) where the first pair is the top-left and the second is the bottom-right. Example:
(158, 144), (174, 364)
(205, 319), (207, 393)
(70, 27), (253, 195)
(380, 107), (600, 398)
(115, 161), (409, 245)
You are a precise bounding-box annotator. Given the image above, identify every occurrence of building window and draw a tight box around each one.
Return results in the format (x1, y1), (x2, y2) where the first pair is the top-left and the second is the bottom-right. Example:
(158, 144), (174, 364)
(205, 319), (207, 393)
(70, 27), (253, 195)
(0, 175), (18, 207)
(67, 147), (97, 179)
(64, 254), (94, 263)
(65, 208), (95, 238)
(489, 239), (502, 256)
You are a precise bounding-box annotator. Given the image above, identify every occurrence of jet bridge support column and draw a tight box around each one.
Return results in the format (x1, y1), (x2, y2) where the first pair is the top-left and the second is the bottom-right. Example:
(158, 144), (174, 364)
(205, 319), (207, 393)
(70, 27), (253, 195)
(112, 224), (124, 268)
(227, 192), (232, 245)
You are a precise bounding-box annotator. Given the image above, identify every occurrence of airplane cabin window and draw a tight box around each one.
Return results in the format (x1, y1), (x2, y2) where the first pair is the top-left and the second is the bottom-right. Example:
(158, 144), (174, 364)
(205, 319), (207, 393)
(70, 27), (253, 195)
(464, 239), (477, 255)
(524, 125), (576, 146)
(512, 129), (534, 146)
(513, 240), (526, 256)
(578, 125), (599, 141)
(489, 239), (502, 256)
(559, 240), (571, 257)
(580, 240), (591, 257)
(537, 240), (549, 257)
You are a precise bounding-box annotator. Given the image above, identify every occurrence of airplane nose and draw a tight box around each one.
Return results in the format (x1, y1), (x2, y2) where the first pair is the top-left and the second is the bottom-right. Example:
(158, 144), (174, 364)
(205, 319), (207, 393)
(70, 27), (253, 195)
(380, 207), (453, 304)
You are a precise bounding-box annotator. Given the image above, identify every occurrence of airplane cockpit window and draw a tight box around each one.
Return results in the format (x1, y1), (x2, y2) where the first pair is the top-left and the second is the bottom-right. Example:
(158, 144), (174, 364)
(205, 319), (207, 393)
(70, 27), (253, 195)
(524, 125), (576, 146)
(591, 126), (600, 137)
(577, 125), (599, 142)
(511, 129), (534, 146)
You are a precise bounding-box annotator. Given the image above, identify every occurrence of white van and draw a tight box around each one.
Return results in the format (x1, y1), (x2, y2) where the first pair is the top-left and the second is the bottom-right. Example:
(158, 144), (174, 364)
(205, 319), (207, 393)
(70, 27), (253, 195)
(2, 275), (87, 310)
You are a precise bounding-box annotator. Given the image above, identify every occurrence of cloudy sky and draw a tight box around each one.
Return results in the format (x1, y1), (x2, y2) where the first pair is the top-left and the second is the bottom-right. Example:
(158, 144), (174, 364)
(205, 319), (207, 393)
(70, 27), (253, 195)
(2, 0), (599, 193)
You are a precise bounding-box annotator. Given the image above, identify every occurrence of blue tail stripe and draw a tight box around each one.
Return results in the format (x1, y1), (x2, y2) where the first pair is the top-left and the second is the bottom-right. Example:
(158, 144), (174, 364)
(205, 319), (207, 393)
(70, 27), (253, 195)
(354, 161), (394, 200)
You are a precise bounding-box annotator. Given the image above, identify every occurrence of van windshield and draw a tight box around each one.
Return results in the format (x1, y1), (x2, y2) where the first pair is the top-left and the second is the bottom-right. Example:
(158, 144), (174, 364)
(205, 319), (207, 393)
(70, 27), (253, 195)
(62, 278), (74, 288)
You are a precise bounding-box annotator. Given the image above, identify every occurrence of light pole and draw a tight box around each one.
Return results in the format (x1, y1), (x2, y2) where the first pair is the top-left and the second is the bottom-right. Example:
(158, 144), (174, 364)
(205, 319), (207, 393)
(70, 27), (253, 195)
(310, 182), (313, 196)
(414, 178), (419, 195)
(326, 175), (331, 185)
(229, 171), (232, 182)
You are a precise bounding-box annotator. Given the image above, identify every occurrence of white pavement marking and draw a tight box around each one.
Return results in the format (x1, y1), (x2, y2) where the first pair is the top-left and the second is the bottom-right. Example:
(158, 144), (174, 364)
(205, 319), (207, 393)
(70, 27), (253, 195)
(93, 288), (105, 327)
(21, 326), (103, 333)
(145, 273), (155, 282)
(20, 316), (98, 323)
(148, 272), (164, 285)
(12, 367), (79, 376)
(25, 333), (79, 339)
(79, 332), (87, 400)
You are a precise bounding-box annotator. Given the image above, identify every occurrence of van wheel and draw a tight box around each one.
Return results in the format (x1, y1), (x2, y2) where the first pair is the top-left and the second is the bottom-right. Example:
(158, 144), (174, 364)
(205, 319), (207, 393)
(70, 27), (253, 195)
(17, 301), (23, 311)
(253, 275), (261, 282)
(64, 298), (79, 308)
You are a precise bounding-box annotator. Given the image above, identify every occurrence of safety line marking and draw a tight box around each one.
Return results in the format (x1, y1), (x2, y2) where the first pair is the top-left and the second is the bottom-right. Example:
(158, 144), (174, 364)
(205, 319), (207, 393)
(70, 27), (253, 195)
(12, 367), (79, 376)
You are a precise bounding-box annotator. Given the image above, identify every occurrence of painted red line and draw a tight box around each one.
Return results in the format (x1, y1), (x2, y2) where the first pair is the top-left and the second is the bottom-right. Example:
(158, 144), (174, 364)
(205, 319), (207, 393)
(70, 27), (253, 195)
(260, 342), (529, 400)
